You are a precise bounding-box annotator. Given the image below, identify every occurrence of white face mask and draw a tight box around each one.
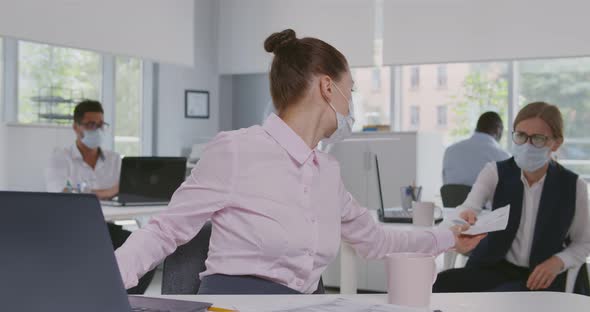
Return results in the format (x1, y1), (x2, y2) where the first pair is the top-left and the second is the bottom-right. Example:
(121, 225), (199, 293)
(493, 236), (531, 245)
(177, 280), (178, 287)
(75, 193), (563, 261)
(322, 82), (355, 145)
(512, 143), (551, 172)
(81, 129), (104, 149)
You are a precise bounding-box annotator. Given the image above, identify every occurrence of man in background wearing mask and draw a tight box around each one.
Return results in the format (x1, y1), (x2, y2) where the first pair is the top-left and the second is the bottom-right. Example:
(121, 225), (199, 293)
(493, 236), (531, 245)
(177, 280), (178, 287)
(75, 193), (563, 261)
(45, 100), (120, 200)
(442, 111), (510, 186)
(44, 100), (155, 294)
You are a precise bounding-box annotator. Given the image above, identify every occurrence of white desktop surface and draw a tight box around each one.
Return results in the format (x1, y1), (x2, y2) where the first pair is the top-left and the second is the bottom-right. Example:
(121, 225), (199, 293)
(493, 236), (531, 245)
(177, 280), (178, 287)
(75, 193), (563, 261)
(150, 292), (590, 312)
(101, 204), (168, 221)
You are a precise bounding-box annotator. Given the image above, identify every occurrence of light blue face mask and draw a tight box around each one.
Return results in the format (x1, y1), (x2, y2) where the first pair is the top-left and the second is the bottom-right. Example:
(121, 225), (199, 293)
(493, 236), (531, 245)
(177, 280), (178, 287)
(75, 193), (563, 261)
(322, 83), (355, 145)
(81, 129), (104, 149)
(512, 143), (551, 172)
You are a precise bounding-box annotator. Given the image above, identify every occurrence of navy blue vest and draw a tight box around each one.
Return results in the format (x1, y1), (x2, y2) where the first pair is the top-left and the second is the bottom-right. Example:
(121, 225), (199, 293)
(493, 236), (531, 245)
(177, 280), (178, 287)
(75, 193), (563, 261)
(467, 157), (577, 268)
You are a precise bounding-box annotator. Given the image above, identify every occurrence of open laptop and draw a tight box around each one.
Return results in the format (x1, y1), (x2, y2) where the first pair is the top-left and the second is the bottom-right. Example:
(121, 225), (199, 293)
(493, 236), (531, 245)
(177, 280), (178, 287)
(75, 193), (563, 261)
(374, 155), (443, 224)
(103, 157), (187, 206)
(0, 191), (211, 312)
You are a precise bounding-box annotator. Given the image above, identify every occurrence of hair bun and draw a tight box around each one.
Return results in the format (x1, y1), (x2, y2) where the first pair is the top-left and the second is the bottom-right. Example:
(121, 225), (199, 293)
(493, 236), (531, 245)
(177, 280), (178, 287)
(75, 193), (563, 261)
(264, 29), (297, 54)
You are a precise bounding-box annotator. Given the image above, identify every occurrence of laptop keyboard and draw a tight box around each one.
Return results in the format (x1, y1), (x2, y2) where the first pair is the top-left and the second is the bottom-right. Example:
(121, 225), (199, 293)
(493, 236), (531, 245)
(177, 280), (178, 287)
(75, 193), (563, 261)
(386, 210), (412, 218)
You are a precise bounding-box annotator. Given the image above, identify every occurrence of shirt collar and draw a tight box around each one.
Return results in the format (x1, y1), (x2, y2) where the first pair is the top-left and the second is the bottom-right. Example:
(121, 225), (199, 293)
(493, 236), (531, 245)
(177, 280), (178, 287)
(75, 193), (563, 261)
(71, 144), (105, 161)
(520, 171), (547, 189)
(472, 131), (499, 145)
(262, 113), (316, 165)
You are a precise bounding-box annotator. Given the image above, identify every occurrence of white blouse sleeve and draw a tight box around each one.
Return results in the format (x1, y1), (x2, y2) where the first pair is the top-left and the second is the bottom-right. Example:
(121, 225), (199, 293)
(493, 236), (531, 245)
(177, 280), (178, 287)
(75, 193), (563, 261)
(457, 162), (499, 214)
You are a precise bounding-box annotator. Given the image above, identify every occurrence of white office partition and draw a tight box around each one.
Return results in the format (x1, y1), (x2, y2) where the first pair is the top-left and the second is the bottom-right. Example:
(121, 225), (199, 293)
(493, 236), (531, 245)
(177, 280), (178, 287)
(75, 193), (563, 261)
(383, 0), (590, 65)
(0, 0), (195, 66)
(218, 0), (375, 74)
(326, 131), (443, 210)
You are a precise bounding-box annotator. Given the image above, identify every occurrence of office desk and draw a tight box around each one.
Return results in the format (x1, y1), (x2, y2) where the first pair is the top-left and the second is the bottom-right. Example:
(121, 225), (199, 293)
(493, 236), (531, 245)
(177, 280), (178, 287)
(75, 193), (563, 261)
(152, 292), (590, 312)
(339, 208), (461, 294)
(101, 204), (167, 222)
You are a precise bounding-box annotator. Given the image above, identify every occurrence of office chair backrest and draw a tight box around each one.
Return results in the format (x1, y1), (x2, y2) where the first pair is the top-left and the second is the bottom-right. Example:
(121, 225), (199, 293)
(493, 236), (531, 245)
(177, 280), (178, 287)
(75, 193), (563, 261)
(161, 221), (212, 294)
(161, 221), (326, 294)
(440, 184), (472, 208)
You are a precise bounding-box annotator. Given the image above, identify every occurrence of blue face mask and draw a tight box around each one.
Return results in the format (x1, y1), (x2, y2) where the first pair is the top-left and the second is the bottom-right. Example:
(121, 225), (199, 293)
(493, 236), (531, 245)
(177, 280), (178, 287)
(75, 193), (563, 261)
(322, 83), (355, 145)
(81, 129), (104, 149)
(512, 143), (551, 172)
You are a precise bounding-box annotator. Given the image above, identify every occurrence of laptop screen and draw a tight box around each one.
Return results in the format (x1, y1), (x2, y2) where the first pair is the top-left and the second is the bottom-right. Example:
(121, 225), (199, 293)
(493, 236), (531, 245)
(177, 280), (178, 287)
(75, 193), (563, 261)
(119, 157), (187, 201)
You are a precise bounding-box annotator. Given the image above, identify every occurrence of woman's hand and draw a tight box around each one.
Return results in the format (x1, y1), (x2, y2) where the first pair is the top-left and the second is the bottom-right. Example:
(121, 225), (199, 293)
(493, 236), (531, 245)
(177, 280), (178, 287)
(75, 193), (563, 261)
(460, 209), (478, 225)
(450, 224), (487, 254)
(527, 256), (564, 290)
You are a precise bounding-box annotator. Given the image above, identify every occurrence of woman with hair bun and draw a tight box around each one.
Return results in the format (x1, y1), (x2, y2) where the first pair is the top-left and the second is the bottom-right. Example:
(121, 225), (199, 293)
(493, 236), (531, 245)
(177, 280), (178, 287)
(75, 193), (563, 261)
(114, 29), (484, 294)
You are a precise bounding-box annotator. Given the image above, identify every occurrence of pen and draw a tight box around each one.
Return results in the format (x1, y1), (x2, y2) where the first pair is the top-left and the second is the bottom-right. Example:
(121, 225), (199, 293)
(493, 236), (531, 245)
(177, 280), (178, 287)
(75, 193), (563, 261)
(208, 306), (238, 312)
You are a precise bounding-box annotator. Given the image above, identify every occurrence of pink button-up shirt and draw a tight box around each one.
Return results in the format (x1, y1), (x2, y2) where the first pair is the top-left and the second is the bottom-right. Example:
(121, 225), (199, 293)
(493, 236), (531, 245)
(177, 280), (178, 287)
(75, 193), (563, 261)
(115, 114), (455, 293)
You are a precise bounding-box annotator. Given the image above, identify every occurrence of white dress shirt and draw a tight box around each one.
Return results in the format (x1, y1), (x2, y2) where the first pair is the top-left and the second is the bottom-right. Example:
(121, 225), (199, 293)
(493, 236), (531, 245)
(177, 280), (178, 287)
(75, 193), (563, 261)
(443, 132), (511, 186)
(458, 162), (590, 269)
(45, 144), (121, 192)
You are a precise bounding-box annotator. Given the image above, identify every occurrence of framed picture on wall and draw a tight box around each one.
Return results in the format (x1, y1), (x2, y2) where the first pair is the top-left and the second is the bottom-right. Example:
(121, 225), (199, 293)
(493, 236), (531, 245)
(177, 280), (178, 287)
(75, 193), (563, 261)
(185, 90), (209, 119)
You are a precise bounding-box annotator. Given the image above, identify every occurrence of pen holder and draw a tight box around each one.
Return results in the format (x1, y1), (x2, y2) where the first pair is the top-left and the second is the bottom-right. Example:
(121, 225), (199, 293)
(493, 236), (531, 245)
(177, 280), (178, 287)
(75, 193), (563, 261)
(400, 186), (422, 211)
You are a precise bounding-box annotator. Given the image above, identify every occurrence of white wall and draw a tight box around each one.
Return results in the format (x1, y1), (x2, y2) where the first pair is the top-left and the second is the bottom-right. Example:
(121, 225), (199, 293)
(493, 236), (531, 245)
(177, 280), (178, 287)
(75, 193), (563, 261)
(155, 0), (220, 156)
(0, 0), (195, 66)
(383, 0), (590, 65)
(2, 124), (74, 191)
(231, 73), (271, 130)
(155, 63), (220, 156)
(218, 0), (375, 74)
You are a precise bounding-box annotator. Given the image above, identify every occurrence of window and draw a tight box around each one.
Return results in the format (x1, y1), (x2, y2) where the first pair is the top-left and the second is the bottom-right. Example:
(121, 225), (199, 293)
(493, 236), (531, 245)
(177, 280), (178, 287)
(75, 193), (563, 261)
(371, 67), (381, 92)
(410, 106), (420, 126)
(437, 65), (448, 88)
(437, 105), (447, 126)
(518, 57), (590, 181)
(400, 62), (509, 146)
(17, 41), (101, 124)
(114, 57), (142, 156)
(410, 66), (420, 89)
(351, 66), (391, 131)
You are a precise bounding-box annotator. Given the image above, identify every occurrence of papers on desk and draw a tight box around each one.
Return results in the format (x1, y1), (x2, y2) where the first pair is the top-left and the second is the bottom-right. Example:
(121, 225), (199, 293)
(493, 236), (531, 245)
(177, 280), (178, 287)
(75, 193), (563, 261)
(461, 205), (510, 236)
(272, 298), (425, 312)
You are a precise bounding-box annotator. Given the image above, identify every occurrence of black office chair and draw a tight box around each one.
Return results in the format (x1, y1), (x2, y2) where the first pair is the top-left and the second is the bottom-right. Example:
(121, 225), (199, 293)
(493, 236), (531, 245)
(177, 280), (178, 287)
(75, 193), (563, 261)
(161, 221), (325, 294)
(161, 222), (212, 294)
(440, 184), (472, 208)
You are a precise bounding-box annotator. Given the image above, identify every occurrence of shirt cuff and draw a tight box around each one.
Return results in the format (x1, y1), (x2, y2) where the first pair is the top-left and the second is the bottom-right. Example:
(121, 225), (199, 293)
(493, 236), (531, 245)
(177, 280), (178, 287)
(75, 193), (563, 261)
(554, 252), (575, 272)
(428, 228), (456, 255)
(115, 248), (139, 289)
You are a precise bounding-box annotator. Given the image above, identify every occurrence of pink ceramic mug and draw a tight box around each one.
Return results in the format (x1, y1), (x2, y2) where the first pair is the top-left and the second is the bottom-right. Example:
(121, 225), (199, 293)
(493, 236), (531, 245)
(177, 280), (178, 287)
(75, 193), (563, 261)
(385, 252), (437, 309)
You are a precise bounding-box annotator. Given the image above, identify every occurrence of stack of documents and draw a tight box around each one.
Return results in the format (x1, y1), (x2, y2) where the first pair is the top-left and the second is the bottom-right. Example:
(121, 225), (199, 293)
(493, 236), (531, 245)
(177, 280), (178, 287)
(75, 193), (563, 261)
(460, 205), (510, 235)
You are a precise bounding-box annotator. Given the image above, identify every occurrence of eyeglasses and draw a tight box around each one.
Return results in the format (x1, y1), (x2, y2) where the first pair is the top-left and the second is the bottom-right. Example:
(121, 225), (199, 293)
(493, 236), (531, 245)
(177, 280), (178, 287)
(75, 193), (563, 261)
(512, 131), (551, 148)
(78, 121), (110, 130)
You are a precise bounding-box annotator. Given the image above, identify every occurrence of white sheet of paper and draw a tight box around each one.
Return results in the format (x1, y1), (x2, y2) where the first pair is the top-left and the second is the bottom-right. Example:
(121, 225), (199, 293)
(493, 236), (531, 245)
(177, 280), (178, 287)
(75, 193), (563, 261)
(462, 205), (510, 235)
(271, 298), (425, 312)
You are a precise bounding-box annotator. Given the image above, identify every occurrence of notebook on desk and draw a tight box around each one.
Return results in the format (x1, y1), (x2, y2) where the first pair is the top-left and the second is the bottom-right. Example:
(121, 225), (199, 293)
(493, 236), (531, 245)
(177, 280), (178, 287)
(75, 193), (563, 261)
(374, 155), (443, 224)
(0, 191), (211, 312)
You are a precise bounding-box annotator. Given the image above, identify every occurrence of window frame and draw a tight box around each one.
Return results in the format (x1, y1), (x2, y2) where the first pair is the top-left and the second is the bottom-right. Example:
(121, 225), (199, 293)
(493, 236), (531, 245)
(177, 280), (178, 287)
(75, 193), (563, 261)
(437, 65), (448, 89)
(2, 39), (152, 155)
(437, 105), (447, 126)
(410, 66), (420, 89)
(410, 105), (420, 126)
